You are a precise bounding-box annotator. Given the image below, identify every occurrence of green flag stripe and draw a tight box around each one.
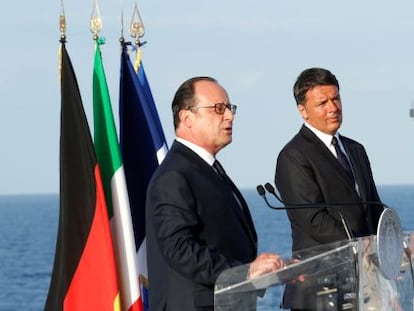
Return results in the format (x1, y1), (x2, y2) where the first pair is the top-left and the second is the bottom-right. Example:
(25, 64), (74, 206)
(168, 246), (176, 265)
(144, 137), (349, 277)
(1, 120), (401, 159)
(93, 42), (122, 217)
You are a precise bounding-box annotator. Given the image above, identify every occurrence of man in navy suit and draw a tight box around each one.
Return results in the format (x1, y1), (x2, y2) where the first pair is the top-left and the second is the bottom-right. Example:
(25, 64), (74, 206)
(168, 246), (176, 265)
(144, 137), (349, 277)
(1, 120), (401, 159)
(146, 76), (284, 311)
(275, 67), (384, 310)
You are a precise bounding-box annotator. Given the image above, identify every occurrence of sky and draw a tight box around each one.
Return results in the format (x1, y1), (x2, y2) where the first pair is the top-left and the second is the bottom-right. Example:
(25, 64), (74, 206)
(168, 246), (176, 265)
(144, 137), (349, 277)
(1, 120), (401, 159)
(1, 0), (414, 195)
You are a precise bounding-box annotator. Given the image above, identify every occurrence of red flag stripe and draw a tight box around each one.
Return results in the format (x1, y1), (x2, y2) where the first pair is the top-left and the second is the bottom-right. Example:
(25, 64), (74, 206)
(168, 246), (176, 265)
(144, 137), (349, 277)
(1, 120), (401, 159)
(64, 166), (120, 310)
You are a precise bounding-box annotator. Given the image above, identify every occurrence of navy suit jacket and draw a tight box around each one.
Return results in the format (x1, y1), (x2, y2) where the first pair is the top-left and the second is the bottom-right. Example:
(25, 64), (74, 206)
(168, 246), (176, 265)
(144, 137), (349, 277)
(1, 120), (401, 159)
(275, 125), (384, 309)
(146, 141), (257, 311)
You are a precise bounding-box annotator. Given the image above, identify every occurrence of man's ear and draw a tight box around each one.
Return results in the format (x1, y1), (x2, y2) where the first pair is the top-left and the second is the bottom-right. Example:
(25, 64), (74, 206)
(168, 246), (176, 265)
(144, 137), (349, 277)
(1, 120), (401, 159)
(297, 104), (308, 120)
(180, 109), (193, 128)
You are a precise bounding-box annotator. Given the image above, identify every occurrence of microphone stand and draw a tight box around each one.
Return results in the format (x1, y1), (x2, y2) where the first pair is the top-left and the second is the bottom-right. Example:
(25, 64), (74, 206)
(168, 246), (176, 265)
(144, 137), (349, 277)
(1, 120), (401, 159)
(257, 183), (388, 211)
(256, 183), (390, 251)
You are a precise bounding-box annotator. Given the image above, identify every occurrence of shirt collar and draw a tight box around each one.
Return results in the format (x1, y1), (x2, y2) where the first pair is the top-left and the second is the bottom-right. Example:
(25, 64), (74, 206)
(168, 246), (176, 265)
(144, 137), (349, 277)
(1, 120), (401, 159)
(176, 137), (215, 166)
(304, 122), (340, 149)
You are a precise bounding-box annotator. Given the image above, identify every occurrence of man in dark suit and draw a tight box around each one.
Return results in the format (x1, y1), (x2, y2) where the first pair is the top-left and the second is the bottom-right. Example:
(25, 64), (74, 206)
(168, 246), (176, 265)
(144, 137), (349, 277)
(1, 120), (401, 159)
(275, 68), (384, 310)
(146, 76), (284, 311)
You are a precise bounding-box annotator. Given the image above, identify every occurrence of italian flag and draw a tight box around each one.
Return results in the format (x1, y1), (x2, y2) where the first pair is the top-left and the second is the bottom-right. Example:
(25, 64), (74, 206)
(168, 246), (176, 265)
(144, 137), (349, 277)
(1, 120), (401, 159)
(92, 38), (142, 311)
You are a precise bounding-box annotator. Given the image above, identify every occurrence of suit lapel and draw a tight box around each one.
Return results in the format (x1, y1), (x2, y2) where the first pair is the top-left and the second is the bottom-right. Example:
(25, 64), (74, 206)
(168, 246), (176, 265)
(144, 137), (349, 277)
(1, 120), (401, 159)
(340, 137), (367, 200)
(212, 166), (258, 247)
(175, 141), (257, 247)
(341, 138), (377, 233)
(225, 177), (258, 246)
(300, 127), (357, 191)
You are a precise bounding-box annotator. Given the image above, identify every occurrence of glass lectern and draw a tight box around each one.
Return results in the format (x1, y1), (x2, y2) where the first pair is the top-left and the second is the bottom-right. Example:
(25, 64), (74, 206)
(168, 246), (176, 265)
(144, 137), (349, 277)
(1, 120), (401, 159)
(215, 228), (413, 310)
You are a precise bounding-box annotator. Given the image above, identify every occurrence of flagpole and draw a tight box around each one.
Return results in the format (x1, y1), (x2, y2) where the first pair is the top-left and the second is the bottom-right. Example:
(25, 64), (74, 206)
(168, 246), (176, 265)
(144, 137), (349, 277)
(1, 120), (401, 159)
(120, 0), (123, 39)
(58, 0), (66, 82)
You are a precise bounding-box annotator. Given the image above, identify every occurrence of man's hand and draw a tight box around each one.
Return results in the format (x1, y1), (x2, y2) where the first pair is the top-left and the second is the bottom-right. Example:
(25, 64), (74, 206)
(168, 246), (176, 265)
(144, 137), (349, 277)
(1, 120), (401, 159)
(248, 253), (284, 279)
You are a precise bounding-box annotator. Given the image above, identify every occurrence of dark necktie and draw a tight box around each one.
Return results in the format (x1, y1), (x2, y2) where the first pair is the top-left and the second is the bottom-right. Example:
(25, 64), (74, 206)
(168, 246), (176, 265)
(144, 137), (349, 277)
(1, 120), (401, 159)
(213, 160), (231, 184)
(213, 161), (256, 244)
(213, 160), (244, 210)
(332, 137), (355, 183)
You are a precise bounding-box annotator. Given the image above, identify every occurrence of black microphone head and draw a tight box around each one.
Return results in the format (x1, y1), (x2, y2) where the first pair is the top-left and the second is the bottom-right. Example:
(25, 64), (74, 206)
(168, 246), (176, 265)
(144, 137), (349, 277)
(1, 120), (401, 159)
(256, 185), (265, 196)
(264, 182), (284, 204)
(264, 183), (275, 194)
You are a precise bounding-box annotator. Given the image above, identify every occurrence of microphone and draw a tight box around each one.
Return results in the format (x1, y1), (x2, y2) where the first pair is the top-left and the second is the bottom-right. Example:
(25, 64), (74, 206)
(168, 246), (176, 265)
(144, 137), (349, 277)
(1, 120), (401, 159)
(264, 183), (283, 204)
(256, 182), (387, 242)
(257, 183), (353, 240)
(256, 185), (283, 210)
(257, 183), (388, 210)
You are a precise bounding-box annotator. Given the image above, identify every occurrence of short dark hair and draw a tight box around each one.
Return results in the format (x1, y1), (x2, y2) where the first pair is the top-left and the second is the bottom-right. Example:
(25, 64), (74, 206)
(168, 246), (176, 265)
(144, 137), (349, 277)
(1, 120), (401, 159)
(293, 68), (339, 106)
(172, 76), (217, 129)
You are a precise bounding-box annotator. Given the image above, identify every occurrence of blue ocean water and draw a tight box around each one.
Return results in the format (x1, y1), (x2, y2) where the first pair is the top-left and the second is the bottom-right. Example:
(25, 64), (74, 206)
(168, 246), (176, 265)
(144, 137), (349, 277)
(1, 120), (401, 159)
(0, 194), (59, 311)
(0, 185), (413, 310)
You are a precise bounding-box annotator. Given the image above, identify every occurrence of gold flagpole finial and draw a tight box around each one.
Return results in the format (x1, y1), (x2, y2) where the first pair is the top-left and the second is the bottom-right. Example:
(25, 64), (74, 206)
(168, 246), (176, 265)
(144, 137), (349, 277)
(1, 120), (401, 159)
(129, 2), (145, 46)
(90, 0), (102, 40)
(59, 0), (66, 42)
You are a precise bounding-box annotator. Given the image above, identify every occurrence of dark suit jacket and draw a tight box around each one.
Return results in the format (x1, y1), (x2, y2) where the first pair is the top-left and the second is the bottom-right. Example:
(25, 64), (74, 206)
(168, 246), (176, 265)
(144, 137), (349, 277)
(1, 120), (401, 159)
(275, 125), (384, 309)
(146, 141), (258, 311)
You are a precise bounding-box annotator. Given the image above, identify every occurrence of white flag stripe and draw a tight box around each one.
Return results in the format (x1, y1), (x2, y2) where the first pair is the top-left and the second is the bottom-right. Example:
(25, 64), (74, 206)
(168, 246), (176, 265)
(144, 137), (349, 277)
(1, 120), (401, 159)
(157, 144), (168, 165)
(136, 238), (148, 278)
(110, 166), (140, 308)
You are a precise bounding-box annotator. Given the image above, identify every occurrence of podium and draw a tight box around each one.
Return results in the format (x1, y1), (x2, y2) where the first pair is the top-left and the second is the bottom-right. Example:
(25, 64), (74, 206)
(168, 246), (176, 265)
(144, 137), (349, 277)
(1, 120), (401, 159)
(214, 209), (414, 310)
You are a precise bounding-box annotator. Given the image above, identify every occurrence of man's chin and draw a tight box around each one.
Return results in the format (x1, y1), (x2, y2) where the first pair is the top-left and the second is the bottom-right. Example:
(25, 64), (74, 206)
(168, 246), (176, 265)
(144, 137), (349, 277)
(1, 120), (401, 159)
(329, 122), (341, 134)
(222, 138), (232, 147)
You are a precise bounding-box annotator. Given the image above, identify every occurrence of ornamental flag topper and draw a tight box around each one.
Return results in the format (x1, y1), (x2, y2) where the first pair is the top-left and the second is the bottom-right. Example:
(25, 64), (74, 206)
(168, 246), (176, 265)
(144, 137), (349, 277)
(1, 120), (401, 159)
(90, 0), (102, 40)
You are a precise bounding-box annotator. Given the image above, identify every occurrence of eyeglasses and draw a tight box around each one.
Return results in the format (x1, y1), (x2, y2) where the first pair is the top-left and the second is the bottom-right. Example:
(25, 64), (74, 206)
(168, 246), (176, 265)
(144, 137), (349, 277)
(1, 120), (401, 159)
(187, 103), (237, 115)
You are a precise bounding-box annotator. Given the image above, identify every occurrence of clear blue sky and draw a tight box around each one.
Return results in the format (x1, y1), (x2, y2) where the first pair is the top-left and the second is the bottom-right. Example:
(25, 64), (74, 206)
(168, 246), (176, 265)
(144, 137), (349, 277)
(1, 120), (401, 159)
(1, 0), (414, 195)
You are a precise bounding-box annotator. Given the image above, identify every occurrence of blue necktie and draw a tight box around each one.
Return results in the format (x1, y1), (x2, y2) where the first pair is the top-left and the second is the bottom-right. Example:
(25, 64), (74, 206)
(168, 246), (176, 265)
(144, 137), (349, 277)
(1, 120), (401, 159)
(332, 137), (355, 183)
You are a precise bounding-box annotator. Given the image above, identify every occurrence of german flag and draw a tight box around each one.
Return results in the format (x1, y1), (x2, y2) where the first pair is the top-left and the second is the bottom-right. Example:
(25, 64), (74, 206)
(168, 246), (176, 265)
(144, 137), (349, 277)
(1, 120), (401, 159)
(44, 41), (120, 311)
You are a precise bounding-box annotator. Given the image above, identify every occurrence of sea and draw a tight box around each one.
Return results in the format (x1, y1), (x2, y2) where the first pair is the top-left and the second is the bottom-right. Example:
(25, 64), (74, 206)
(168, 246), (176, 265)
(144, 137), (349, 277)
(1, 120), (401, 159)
(0, 185), (413, 311)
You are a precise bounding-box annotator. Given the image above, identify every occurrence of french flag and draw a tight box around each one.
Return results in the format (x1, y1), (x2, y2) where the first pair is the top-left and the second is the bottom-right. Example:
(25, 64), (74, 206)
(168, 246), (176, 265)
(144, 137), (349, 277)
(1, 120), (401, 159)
(119, 42), (168, 310)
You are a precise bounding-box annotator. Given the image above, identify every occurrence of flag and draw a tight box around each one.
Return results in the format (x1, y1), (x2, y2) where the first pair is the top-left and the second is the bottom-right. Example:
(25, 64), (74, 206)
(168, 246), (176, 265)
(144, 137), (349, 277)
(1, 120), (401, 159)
(119, 43), (168, 310)
(92, 38), (141, 311)
(45, 41), (120, 311)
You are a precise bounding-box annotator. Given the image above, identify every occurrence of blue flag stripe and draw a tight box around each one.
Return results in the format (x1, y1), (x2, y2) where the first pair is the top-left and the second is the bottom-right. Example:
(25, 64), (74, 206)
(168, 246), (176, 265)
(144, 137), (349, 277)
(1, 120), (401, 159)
(137, 62), (167, 154)
(119, 44), (168, 249)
